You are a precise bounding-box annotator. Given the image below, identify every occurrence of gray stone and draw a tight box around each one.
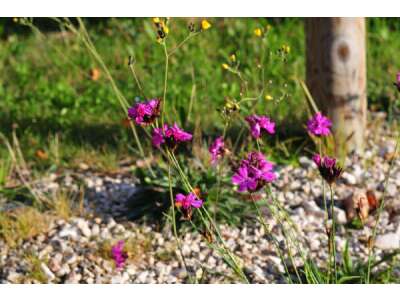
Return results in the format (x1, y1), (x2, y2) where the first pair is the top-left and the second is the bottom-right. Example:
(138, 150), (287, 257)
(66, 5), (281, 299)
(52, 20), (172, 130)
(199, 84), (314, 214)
(40, 263), (56, 281)
(65, 272), (82, 284)
(6, 271), (21, 283)
(387, 183), (397, 197)
(91, 224), (100, 236)
(76, 219), (91, 238)
(59, 228), (79, 241)
(342, 172), (357, 185)
(64, 253), (78, 265)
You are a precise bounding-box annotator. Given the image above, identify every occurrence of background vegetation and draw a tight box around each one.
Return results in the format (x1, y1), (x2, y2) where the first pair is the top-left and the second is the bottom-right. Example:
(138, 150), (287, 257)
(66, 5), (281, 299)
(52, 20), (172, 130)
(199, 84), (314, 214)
(1, 18), (399, 172)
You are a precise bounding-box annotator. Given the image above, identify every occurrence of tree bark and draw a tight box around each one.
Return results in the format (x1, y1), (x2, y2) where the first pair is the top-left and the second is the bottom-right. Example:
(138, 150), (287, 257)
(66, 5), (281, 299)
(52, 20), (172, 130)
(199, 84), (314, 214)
(306, 17), (366, 155)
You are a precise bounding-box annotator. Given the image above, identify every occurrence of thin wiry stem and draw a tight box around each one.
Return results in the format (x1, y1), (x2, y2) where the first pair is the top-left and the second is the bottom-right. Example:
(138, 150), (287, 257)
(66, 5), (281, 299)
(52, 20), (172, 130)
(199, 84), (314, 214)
(128, 56), (147, 100)
(329, 184), (337, 283)
(167, 162), (194, 283)
(168, 32), (200, 56)
(161, 42), (169, 127)
(252, 197), (294, 283)
(366, 137), (399, 283)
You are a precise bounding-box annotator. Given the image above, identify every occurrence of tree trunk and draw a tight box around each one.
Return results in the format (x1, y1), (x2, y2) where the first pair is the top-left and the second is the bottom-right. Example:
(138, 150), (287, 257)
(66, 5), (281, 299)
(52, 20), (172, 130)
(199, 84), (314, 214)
(306, 17), (367, 155)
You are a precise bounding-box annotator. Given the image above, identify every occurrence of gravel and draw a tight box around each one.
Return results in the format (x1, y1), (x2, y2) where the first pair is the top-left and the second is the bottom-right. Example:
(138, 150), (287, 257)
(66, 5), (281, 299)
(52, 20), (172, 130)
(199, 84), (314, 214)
(1, 115), (400, 283)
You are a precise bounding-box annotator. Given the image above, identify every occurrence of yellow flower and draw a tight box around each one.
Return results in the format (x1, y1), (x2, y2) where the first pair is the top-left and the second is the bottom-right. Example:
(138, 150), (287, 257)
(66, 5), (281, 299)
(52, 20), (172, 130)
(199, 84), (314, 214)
(265, 24), (272, 32)
(163, 25), (169, 34)
(265, 94), (273, 101)
(281, 44), (290, 54)
(153, 17), (160, 24)
(13, 17), (19, 23)
(254, 28), (262, 37)
(201, 19), (211, 30)
(222, 63), (229, 70)
(229, 54), (236, 62)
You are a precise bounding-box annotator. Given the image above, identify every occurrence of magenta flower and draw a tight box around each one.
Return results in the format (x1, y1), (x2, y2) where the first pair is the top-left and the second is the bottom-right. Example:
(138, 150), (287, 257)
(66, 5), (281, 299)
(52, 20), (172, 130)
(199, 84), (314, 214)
(151, 123), (192, 150)
(307, 112), (332, 136)
(245, 115), (275, 139)
(175, 192), (203, 220)
(209, 136), (225, 164)
(111, 240), (128, 269)
(313, 154), (342, 185)
(128, 99), (161, 125)
(232, 151), (276, 193)
(394, 72), (400, 92)
(232, 166), (258, 192)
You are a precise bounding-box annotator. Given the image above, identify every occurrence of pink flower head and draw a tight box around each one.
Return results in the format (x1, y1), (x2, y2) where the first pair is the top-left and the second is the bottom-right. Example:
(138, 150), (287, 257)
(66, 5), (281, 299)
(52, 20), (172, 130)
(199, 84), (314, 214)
(232, 166), (258, 192)
(151, 123), (192, 150)
(307, 112), (332, 137)
(175, 192), (203, 220)
(313, 154), (342, 185)
(209, 136), (225, 164)
(232, 151), (276, 193)
(245, 115), (275, 139)
(394, 72), (400, 92)
(111, 240), (128, 269)
(312, 153), (321, 165)
(128, 99), (161, 126)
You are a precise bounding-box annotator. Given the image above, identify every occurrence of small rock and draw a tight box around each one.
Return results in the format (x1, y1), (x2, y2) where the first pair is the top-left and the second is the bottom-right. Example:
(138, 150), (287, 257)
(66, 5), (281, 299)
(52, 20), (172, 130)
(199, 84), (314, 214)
(342, 172), (357, 185)
(387, 183), (397, 197)
(51, 238), (67, 252)
(106, 218), (117, 230)
(375, 224), (400, 250)
(299, 156), (313, 168)
(59, 228), (79, 241)
(309, 238), (321, 251)
(375, 233), (400, 250)
(7, 271), (22, 283)
(64, 253), (78, 265)
(136, 271), (148, 283)
(111, 274), (124, 284)
(76, 219), (91, 238)
(40, 263), (55, 281)
(91, 224), (100, 236)
(181, 244), (191, 256)
(56, 264), (71, 277)
(65, 272), (82, 284)
(334, 208), (347, 225)
(126, 265), (137, 276)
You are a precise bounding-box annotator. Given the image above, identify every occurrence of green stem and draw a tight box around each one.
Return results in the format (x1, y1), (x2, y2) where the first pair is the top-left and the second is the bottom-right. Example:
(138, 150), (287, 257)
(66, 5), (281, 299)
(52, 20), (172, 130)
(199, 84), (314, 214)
(252, 199), (294, 283)
(167, 162), (194, 283)
(329, 184), (337, 283)
(161, 42), (169, 127)
(213, 122), (229, 221)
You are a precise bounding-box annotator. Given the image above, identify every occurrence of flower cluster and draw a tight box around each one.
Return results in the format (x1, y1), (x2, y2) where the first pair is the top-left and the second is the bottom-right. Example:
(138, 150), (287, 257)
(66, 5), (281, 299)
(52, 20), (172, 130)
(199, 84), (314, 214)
(111, 240), (128, 269)
(232, 152), (276, 193)
(209, 136), (225, 164)
(245, 114), (275, 139)
(175, 192), (204, 220)
(153, 17), (169, 42)
(152, 123), (192, 150)
(307, 112), (332, 137)
(313, 154), (342, 185)
(128, 99), (161, 126)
